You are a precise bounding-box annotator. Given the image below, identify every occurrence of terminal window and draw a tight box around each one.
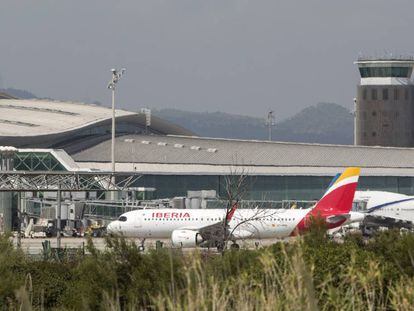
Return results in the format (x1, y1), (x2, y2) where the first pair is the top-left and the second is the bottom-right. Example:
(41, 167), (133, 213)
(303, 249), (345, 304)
(394, 89), (399, 100)
(382, 88), (389, 100)
(371, 89), (378, 100)
(363, 89), (367, 100)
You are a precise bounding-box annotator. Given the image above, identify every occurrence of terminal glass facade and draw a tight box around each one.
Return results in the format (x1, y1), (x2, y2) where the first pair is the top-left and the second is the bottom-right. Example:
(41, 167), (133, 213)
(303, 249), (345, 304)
(14, 152), (66, 171)
(132, 175), (414, 201)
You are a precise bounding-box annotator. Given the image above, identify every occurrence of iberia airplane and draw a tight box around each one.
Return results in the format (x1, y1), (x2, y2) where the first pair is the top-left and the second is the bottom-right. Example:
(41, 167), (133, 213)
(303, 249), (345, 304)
(107, 167), (362, 250)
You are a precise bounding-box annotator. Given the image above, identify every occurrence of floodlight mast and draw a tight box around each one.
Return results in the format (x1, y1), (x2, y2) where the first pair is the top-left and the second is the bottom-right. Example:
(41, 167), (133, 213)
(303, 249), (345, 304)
(265, 110), (275, 141)
(107, 68), (126, 200)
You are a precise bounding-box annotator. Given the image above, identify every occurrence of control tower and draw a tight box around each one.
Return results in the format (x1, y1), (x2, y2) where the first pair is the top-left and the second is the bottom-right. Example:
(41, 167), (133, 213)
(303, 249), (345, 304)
(355, 57), (414, 147)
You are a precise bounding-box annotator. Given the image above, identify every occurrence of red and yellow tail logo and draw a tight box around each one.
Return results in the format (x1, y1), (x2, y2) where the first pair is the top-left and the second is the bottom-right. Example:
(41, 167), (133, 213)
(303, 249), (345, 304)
(312, 167), (360, 216)
(293, 167), (360, 234)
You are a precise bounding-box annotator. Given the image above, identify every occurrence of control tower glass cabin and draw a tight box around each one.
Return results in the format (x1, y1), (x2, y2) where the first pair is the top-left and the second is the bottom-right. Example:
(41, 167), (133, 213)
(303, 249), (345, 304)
(355, 58), (414, 147)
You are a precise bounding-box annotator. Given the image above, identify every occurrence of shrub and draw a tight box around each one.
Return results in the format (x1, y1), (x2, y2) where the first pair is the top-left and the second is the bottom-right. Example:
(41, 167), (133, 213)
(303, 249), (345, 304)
(3, 231), (414, 309)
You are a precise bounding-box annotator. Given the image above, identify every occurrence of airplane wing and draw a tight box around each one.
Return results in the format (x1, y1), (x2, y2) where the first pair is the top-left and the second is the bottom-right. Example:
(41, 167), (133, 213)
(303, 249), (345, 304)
(175, 221), (228, 246)
(177, 203), (241, 245)
(177, 220), (256, 245)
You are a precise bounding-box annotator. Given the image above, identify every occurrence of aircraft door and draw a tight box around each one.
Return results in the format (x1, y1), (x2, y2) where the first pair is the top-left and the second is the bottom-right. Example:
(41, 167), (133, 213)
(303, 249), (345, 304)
(130, 213), (142, 235)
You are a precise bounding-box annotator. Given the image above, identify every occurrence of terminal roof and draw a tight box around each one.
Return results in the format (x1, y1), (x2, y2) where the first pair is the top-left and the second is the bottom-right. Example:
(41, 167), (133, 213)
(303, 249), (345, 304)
(73, 134), (414, 176)
(0, 99), (134, 136)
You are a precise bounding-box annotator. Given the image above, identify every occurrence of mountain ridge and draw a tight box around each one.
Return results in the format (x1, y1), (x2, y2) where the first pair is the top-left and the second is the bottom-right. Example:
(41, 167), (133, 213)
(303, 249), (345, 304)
(0, 87), (353, 144)
(154, 103), (353, 144)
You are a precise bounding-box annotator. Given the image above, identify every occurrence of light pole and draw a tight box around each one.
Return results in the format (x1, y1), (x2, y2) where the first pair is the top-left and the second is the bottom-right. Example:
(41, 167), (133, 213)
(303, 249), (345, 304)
(265, 110), (275, 141)
(353, 98), (357, 146)
(107, 68), (126, 200)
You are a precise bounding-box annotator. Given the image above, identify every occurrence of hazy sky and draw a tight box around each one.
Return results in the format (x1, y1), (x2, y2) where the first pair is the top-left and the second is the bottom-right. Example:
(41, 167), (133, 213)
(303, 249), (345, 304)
(1, 0), (413, 119)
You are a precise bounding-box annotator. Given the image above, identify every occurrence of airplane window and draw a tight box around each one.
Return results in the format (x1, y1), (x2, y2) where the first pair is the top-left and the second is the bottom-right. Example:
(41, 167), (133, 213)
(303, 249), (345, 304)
(119, 216), (127, 222)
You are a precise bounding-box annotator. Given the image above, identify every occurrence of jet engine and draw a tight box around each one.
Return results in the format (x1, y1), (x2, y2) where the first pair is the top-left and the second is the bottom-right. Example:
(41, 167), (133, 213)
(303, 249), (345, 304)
(171, 229), (203, 247)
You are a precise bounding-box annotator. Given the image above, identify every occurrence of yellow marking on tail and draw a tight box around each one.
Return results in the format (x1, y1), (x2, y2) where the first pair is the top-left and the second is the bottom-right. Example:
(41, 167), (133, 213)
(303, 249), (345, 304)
(334, 167), (360, 184)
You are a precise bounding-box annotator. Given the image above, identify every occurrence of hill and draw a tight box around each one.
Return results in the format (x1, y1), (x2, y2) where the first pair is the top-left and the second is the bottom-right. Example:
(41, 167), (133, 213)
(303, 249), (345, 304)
(154, 103), (354, 144)
(0, 86), (353, 144)
(0, 88), (38, 99)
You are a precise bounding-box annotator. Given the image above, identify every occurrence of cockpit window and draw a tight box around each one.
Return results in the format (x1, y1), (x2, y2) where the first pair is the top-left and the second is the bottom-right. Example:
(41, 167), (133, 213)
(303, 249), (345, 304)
(119, 216), (127, 222)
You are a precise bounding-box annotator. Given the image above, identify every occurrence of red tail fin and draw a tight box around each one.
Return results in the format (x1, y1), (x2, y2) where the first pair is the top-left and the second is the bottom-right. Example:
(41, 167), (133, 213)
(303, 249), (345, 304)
(311, 167), (360, 217)
(294, 167), (360, 233)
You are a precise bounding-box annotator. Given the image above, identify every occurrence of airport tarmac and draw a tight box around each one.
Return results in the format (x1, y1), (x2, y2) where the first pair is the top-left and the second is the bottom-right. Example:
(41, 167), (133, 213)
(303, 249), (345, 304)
(13, 237), (281, 255)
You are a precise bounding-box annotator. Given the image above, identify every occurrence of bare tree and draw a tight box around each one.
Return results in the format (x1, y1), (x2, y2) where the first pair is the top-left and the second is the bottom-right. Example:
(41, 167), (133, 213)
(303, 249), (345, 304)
(219, 166), (282, 252)
(218, 166), (249, 250)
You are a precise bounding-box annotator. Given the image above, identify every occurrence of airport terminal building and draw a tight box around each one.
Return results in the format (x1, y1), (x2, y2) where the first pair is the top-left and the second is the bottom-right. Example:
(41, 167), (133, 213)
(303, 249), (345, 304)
(2, 98), (414, 201)
(2, 98), (414, 231)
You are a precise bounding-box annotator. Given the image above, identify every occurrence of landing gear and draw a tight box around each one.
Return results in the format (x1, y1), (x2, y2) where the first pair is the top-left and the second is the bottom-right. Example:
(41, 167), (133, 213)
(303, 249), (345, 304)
(230, 243), (240, 250)
(216, 241), (225, 252)
(138, 238), (146, 252)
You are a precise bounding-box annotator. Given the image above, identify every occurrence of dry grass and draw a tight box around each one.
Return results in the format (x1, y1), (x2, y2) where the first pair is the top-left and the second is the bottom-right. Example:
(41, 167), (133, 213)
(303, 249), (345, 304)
(152, 241), (412, 311)
(4, 235), (414, 310)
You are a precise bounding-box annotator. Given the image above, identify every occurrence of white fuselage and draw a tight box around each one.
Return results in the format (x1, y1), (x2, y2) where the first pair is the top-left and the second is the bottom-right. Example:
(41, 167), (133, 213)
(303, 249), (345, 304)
(107, 208), (310, 240)
(354, 191), (414, 223)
